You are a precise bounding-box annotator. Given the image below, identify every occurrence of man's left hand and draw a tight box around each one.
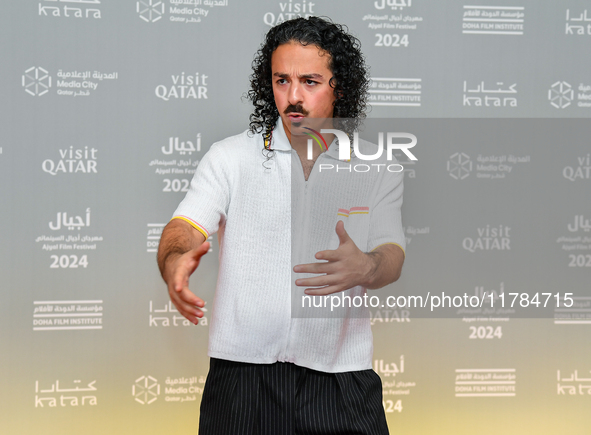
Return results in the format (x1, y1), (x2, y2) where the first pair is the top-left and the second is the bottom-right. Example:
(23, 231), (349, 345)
(293, 220), (375, 296)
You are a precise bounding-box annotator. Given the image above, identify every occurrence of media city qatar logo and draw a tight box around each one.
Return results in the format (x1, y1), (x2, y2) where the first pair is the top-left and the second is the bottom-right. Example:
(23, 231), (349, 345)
(549, 81), (573, 109)
(302, 127), (417, 173)
(22, 67), (52, 96)
(133, 376), (160, 404)
(138, 0), (223, 24)
(137, 0), (165, 22)
(447, 152), (472, 180)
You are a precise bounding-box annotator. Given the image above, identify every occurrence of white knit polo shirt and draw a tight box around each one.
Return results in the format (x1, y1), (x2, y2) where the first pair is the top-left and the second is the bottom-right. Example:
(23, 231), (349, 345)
(172, 120), (405, 373)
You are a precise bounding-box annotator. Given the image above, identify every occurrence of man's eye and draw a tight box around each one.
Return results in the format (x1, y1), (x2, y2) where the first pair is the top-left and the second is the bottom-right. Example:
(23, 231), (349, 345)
(277, 79), (287, 85)
(305, 80), (317, 85)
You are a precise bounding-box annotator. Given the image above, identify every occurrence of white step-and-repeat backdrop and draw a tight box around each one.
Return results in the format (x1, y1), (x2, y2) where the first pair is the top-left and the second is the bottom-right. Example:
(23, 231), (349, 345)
(1, 1), (590, 434)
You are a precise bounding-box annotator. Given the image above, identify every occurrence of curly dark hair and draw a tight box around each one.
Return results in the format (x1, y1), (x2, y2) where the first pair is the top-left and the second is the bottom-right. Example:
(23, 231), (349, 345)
(247, 16), (370, 152)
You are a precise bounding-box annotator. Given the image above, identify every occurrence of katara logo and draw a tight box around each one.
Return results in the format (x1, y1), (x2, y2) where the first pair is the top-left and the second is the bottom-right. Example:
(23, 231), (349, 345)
(305, 129), (417, 162)
(132, 376), (160, 404)
(137, 0), (165, 22)
(548, 81), (573, 109)
(22, 67), (52, 96)
(447, 153), (472, 180)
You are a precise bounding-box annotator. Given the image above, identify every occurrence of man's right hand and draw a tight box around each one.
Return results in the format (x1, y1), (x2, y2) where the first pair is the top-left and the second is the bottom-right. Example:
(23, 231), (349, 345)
(165, 242), (210, 325)
(157, 218), (210, 325)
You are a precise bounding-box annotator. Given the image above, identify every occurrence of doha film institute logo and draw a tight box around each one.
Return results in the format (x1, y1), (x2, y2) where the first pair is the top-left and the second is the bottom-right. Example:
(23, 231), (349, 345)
(132, 376), (160, 404)
(22, 67), (52, 96)
(447, 152), (472, 180)
(137, 0), (165, 22)
(548, 81), (573, 109)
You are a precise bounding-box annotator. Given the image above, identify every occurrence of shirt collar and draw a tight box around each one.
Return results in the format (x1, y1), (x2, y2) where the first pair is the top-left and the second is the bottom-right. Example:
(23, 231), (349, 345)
(269, 119), (292, 151)
(325, 136), (342, 160)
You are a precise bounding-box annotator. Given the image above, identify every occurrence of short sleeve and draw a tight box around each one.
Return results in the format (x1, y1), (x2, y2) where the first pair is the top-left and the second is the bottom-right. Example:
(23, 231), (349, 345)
(367, 170), (405, 256)
(171, 144), (232, 239)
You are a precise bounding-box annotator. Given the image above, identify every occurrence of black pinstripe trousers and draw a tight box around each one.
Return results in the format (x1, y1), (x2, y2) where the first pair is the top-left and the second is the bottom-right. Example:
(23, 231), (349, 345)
(198, 357), (390, 435)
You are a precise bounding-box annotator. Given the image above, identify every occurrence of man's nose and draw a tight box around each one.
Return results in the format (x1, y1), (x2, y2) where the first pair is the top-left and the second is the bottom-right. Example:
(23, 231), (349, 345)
(288, 82), (303, 106)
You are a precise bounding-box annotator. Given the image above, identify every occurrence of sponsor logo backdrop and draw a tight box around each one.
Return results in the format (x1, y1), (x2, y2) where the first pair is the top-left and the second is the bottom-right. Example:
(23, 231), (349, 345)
(1, 1), (590, 434)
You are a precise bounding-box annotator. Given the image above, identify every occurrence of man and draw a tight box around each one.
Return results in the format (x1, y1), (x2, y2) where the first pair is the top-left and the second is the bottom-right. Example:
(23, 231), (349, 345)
(157, 16), (405, 434)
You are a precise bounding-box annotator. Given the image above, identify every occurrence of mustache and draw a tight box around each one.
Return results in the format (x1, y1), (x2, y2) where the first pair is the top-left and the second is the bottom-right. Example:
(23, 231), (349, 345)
(284, 104), (308, 116)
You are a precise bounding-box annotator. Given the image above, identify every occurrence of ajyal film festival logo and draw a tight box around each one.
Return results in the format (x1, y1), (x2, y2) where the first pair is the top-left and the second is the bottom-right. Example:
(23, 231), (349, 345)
(299, 126), (417, 172)
(133, 376), (160, 405)
(22, 67), (52, 96)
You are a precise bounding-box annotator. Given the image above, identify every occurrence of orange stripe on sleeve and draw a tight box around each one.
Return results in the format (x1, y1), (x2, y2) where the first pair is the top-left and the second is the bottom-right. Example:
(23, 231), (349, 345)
(171, 216), (209, 239)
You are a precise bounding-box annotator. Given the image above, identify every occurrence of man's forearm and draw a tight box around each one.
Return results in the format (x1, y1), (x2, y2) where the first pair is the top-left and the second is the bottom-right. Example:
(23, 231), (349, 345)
(362, 244), (405, 290)
(157, 219), (205, 281)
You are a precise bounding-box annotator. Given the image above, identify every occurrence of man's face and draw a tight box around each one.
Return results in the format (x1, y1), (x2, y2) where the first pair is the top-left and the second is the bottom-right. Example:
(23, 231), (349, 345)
(271, 41), (336, 142)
